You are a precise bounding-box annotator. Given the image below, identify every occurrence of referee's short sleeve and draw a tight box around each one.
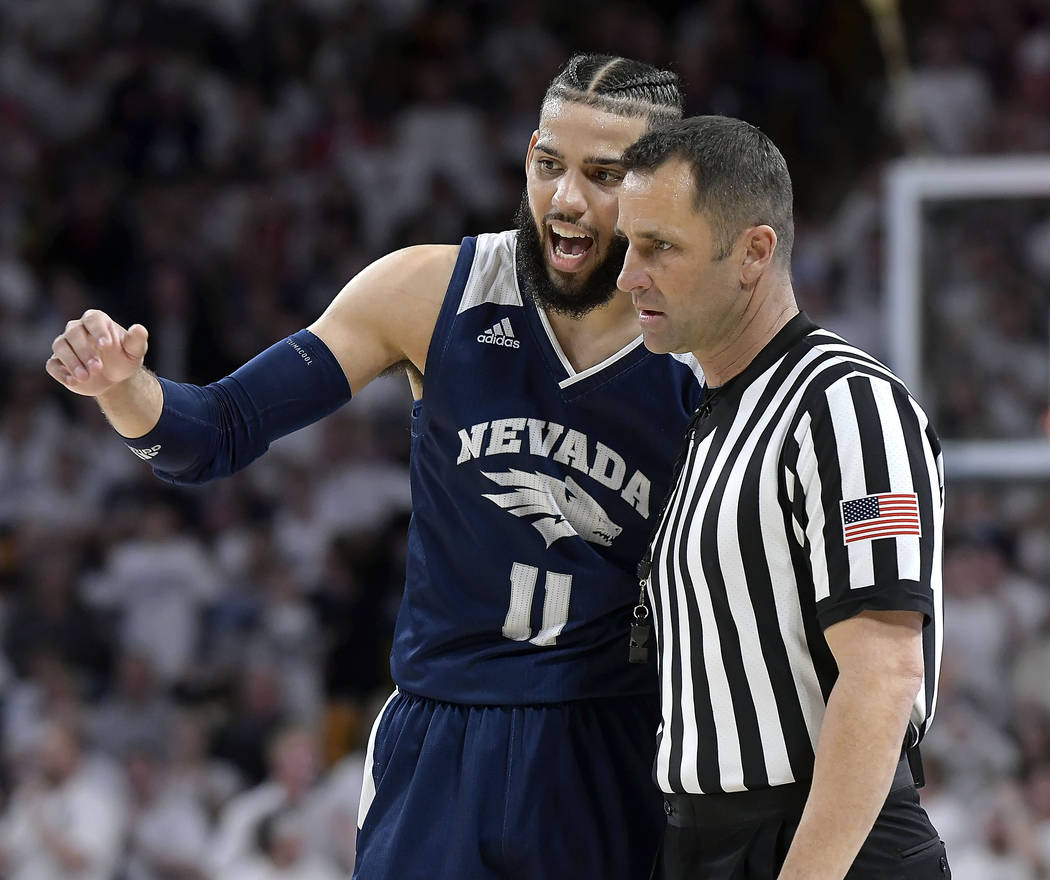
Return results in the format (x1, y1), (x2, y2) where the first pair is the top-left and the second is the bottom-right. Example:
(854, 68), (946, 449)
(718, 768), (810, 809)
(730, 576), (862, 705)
(788, 373), (943, 630)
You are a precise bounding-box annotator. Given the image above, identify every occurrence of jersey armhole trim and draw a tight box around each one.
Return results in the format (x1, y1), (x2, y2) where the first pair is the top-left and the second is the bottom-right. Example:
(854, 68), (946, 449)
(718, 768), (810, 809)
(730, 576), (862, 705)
(417, 237), (480, 426)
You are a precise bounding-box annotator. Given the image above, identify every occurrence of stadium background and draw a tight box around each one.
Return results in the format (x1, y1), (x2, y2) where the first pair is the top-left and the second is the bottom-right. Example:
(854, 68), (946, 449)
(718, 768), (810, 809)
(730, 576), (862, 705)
(1, 0), (1049, 877)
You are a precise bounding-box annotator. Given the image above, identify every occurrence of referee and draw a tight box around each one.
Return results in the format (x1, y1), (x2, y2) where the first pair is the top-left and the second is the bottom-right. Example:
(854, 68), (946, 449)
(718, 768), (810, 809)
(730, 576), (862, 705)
(617, 116), (949, 879)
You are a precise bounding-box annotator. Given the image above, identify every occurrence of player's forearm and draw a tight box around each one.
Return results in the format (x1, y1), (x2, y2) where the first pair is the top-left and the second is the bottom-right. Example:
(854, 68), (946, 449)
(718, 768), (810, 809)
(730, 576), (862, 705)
(776, 667), (921, 880)
(111, 330), (352, 485)
(97, 367), (164, 439)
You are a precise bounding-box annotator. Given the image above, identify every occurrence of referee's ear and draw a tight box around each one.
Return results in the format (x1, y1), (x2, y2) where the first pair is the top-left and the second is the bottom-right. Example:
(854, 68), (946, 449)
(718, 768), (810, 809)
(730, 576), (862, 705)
(738, 225), (778, 287)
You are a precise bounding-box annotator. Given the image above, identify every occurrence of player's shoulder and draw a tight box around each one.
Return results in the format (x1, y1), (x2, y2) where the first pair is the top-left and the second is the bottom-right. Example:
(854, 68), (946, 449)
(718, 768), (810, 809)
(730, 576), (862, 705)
(333, 244), (462, 325)
(378, 243), (462, 292)
(378, 232), (516, 298)
(308, 243), (466, 382)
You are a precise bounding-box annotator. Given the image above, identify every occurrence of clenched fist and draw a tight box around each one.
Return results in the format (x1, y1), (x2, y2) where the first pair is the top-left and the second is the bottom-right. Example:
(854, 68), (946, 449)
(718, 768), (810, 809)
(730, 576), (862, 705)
(46, 309), (149, 397)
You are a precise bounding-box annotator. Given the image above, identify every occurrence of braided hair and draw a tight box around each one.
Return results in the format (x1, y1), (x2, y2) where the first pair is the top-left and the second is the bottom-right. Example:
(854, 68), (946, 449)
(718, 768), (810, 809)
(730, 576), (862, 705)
(542, 54), (683, 128)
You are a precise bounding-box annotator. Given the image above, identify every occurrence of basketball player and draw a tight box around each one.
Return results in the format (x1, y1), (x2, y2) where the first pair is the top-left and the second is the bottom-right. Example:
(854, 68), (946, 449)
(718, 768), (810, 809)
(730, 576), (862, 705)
(46, 56), (704, 879)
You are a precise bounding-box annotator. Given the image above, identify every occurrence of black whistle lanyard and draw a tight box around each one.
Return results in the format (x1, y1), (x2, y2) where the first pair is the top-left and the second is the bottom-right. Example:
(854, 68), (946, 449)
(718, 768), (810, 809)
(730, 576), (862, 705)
(629, 388), (721, 664)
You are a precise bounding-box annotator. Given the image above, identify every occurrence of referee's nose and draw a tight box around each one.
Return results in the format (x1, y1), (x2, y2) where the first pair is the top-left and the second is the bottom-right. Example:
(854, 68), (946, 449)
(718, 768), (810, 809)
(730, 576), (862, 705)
(617, 243), (651, 296)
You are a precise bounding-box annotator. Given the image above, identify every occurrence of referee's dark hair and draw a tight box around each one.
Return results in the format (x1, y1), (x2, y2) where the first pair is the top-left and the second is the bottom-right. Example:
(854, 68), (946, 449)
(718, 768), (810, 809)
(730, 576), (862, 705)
(621, 115), (795, 267)
(543, 54), (683, 128)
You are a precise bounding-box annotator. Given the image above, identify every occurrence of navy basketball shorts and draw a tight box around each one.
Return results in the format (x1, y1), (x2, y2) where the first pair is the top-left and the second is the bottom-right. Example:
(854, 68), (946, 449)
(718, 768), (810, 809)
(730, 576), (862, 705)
(353, 690), (666, 879)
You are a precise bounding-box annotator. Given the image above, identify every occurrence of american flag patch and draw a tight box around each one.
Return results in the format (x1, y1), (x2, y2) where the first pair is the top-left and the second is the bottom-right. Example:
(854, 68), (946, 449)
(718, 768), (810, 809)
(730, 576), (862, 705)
(841, 493), (920, 544)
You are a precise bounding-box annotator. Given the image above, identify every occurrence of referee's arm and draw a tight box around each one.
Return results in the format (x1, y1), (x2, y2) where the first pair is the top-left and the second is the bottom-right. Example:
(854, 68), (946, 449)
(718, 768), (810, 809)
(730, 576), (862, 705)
(776, 609), (925, 880)
(780, 372), (942, 879)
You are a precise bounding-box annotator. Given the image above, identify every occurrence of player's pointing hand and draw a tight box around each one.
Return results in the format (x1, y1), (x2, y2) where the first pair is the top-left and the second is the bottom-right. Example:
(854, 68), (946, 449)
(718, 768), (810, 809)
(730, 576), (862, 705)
(46, 309), (149, 397)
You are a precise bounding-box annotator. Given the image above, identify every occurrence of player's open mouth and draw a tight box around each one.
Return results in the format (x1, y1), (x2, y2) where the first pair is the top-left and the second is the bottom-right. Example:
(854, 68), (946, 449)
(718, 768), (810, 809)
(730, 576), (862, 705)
(548, 221), (594, 271)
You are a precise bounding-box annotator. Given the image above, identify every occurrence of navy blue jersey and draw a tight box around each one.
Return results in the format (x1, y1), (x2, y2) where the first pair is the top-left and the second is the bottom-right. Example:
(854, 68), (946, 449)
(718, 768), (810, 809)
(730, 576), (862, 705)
(391, 231), (703, 704)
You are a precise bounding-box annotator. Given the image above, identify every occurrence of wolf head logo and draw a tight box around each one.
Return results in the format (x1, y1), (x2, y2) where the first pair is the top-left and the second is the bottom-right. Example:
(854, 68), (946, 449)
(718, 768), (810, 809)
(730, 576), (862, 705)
(481, 469), (623, 548)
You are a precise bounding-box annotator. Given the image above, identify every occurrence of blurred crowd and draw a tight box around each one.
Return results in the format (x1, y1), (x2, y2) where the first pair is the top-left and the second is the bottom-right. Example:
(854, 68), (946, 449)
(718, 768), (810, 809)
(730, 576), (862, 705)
(0, 0), (1049, 877)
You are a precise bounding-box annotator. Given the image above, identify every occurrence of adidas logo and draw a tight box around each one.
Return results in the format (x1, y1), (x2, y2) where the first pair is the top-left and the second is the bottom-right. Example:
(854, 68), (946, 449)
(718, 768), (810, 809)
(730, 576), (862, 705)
(477, 317), (520, 348)
(127, 444), (162, 461)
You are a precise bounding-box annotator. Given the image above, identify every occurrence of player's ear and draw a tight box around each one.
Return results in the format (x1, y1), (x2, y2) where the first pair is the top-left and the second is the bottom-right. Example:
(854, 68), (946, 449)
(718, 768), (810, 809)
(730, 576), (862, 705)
(525, 131), (540, 175)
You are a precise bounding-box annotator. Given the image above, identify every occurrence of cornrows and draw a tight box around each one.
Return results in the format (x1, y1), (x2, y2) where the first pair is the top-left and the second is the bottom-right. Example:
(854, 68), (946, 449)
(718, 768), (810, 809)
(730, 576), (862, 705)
(542, 54), (683, 127)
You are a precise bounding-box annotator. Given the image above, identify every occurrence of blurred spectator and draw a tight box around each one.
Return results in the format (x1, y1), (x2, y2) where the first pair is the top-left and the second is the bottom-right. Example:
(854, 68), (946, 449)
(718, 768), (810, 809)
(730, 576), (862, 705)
(947, 784), (1041, 880)
(312, 748), (366, 874)
(270, 462), (327, 585)
(248, 563), (325, 723)
(83, 500), (221, 685)
(919, 754), (978, 865)
(167, 710), (244, 823)
(89, 648), (177, 760)
(940, 533), (1018, 719)
(40, 174), (135, 301)
(3, 548), (110, 685)
(120, 739), (210, 880)
(136, 260), (232, 384)
(925, 622), (1023, 795)
(208, 726), (336, 875)
(210, 661), (287, 786)
(0, 719), (126, 880)
(2, 651), (82, 765)
(1015, 625), (1050, 710)
(994, 28), (1050, 153)
(889, 25), (993, 152)
(1026, 764), (1050, 874)
(0, 372), (67, 524)
(217, 807), (341, 880)
(390, 60), (498, 220)
(311, 533), (389, 707)
(310, 412), (412, 540)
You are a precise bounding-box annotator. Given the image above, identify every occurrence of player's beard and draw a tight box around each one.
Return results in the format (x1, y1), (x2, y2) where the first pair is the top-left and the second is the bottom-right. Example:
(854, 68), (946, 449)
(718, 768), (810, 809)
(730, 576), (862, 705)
(513, 193), (627, 319)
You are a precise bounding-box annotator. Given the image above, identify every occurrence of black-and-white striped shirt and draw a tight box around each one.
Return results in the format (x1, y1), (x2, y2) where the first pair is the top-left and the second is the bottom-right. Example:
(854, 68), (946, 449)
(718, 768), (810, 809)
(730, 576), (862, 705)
(648, 313), (944, 795)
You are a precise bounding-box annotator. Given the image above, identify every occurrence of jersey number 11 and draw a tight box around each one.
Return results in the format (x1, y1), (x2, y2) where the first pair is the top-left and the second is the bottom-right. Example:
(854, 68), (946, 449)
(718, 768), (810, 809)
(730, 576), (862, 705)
(502, 562), (573, 647)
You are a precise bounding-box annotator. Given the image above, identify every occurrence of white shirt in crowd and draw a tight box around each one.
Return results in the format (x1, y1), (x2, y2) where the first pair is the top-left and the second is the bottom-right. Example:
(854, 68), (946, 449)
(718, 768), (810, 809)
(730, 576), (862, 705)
(0, 767), (125, 880)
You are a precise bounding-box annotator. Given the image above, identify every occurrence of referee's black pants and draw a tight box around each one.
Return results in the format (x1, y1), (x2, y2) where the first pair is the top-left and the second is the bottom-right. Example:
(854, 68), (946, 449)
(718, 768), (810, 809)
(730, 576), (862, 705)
(653, 757), (950, 879)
